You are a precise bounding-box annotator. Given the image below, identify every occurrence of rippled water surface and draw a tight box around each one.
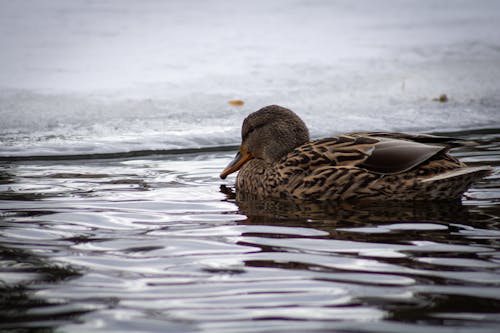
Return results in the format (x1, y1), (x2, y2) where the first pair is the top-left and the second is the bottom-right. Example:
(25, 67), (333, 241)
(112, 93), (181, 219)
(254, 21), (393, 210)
(1, 129), (499, 333)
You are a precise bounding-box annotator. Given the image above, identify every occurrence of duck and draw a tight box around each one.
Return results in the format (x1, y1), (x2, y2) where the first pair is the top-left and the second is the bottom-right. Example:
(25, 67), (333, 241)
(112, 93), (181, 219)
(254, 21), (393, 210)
(220, 105), (492, 201)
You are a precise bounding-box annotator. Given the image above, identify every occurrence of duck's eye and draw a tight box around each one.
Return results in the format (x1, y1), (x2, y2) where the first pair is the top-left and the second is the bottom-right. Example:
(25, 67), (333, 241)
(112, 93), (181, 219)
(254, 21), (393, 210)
(243, 124), (264, 141)
(243, 127), (256, 141)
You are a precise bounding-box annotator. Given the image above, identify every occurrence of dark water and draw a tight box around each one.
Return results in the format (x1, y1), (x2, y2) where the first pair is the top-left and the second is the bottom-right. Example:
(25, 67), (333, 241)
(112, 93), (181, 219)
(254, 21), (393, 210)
(1, 129), (499, 333)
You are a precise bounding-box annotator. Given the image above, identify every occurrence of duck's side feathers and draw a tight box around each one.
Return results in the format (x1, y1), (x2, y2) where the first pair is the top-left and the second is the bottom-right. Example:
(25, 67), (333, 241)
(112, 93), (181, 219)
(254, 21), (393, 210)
(359, 139), (446, 174)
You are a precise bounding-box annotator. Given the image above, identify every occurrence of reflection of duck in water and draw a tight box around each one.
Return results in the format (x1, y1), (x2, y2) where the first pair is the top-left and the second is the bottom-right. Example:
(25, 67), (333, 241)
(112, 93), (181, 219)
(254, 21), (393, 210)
(221, 184), (470, 226)
(220, 105), (492, 201)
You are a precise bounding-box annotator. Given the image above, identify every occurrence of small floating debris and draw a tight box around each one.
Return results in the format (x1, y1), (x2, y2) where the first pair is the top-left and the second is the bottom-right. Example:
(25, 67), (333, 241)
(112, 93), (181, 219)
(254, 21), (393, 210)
(433, 94), (448, 103)
(228, 100), (244, 106)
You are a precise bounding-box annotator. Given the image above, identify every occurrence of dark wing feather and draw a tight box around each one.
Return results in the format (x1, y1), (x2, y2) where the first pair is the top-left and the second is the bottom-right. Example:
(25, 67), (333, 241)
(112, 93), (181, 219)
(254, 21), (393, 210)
(358, 139), (445, 174)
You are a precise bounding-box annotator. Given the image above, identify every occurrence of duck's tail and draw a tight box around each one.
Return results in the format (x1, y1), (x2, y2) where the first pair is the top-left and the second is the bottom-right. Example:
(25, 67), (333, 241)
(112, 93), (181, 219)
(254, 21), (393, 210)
(419, 166), (493, 199)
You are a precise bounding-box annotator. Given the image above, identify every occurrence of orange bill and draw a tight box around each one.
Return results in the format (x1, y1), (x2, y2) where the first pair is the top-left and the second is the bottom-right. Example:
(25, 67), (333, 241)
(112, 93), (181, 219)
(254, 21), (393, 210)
(220, 149), (252, 179)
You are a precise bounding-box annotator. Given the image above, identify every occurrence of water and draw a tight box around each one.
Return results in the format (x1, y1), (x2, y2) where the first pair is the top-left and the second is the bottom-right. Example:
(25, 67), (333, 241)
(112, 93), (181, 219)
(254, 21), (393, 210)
(1, 1), (500, 332)
(1, 130), (499, 333)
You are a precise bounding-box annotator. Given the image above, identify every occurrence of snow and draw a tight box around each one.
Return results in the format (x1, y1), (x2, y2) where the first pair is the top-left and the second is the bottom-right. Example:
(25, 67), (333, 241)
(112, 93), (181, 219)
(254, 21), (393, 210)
(1, 0), (499, 157)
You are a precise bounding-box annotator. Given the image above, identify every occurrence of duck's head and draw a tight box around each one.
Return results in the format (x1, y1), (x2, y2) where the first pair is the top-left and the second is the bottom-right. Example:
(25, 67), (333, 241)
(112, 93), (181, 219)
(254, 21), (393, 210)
(220, 105), (310, 179)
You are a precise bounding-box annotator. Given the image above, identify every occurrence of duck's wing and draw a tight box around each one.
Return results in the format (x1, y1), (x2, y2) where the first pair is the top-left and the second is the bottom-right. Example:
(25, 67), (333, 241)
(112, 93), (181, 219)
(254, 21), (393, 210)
(283, 134), (452, 176)
(356, 138), (446, 174)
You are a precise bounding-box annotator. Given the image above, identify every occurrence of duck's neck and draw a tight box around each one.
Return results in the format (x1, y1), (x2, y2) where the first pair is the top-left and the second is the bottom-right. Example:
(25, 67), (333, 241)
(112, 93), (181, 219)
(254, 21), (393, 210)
(236, 159), (277, 197)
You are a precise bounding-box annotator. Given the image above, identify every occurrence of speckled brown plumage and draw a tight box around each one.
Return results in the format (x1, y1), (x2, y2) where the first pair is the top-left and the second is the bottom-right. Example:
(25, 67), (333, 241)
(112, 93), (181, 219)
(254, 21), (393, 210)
(220, 105), (492, 201)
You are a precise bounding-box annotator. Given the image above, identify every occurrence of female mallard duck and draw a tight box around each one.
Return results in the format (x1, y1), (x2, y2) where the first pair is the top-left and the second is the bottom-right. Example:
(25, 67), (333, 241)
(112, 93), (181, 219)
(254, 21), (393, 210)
(220, 105), (492, 201)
